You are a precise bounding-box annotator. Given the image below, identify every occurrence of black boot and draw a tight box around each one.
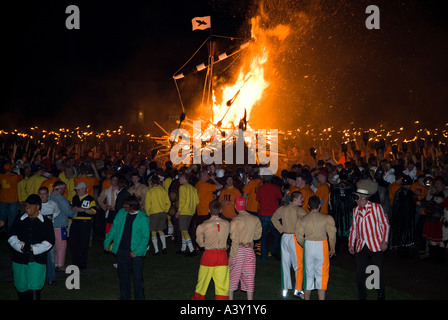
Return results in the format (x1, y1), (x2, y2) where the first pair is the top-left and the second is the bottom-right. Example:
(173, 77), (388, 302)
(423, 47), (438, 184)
(428, 245), (436, 260)
(29, 290), (41, 300)
(429, 245), (445, 263)
(17, 290), (30, 300)
(435, 246), (446, 263)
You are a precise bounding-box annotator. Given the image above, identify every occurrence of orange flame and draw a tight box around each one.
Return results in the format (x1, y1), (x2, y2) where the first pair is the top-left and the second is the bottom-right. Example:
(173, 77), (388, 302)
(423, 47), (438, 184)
(211, 16), (290, 130)
(212, 49), (268, 128)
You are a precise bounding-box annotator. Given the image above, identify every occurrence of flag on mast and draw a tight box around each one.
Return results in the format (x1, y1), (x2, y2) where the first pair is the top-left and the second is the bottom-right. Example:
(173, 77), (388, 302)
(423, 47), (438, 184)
(192, 16), (211, 31)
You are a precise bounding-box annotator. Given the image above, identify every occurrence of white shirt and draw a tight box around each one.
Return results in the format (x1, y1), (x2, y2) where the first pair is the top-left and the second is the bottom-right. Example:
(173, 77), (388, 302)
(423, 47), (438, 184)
(403, 167), (417, 181)
(383, 169), (396, 184)
(40, 200), (60, 223)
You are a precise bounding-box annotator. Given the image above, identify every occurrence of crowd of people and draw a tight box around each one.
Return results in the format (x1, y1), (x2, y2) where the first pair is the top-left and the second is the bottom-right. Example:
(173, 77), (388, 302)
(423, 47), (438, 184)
(1, 141), (447, 300)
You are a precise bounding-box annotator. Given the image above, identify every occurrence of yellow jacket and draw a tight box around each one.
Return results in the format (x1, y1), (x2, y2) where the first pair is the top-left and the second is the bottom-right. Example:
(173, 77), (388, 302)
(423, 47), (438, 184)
(163, 177), (172, 193)
(59, 172), (76, 203)
(178, 183), (199, 215)
(26, 174), (47, 197)
(145, 185), (171, 215)
(17, 176), (29, 202)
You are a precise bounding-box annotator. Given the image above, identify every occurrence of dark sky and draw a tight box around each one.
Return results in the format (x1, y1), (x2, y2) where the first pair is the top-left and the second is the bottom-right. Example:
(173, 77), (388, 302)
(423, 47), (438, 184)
(2, 0), (448, 133)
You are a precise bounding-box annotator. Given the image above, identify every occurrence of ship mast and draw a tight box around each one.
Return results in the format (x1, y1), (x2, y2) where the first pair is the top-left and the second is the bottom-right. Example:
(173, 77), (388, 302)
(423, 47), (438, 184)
(206, 39), (215, 123)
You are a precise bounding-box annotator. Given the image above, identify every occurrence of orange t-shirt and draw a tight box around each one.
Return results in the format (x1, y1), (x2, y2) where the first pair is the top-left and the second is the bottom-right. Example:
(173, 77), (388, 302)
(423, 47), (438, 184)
(196, 181), (217, 216)
(288, 185), (300, 194)
(0, 173), (23, 203)
(298, 185), (315, 213)
(102, 178), (112, 191)
(40, 177), (60, 191)
(243, 179), (261, 213)
(316, 182), (330, 214)
(74, 176), (99, 197)
(219, 186), (241, 219)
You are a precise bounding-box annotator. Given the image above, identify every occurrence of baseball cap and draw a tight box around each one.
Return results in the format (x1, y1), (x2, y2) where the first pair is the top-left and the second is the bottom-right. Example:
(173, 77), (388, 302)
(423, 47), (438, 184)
(235, 196), (246, 211)
(74, 182), (87, 190)
(317, 169), (328, 177)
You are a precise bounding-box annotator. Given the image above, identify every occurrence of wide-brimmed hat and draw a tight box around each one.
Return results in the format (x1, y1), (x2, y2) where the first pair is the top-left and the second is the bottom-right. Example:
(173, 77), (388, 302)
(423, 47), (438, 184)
(355, 179), (378, 196)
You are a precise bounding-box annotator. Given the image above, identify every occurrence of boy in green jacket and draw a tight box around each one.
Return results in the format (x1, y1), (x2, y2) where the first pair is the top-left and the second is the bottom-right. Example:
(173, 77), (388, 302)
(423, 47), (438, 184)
(104, 195), (150, 300)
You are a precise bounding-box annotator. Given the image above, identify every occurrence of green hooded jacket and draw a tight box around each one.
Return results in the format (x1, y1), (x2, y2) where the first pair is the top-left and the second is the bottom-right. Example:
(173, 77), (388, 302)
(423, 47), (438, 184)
(104, 208), (150, 257)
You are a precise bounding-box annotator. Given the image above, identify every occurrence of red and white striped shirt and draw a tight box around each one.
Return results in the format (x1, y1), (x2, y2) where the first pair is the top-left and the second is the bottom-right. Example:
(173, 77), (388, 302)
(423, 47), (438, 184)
(349, 201), (390, 253)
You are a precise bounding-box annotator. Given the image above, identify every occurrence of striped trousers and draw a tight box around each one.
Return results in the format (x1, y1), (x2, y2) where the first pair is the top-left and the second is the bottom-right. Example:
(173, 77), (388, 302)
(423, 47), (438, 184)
(280, 233), (303, 291)
(303, 240), (330, 291)
(229, 247), (256, 292)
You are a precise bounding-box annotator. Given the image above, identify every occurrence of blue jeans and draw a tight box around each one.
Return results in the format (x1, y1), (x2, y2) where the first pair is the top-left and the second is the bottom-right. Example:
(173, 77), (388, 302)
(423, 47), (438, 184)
(116, 250), (145, 300)
(259, 215), (280, 261)
(0, 202), (19, 231)
(46, 245), (56, 283)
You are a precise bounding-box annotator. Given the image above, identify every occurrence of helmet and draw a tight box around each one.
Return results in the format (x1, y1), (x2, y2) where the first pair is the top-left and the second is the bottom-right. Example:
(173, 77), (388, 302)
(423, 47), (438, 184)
(347, 167), (361, 184)
(338, 168), (349, 181)
(402, 175), (413, 186)
(424, 176), (434, 188)
(373, 166), (384, 181)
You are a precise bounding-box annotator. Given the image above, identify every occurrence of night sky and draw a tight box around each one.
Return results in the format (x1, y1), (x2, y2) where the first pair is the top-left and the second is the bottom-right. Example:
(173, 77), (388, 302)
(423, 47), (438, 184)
(2, 0), (447, 133)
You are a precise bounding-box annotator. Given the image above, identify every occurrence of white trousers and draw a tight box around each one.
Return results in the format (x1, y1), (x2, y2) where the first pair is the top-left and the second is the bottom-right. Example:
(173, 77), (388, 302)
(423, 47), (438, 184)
(280, 233), (303, 291)
(304, 240), (330, 291)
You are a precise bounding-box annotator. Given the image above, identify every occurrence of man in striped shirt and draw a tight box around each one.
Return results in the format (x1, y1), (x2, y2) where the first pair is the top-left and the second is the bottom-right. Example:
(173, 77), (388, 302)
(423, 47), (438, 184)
(349, 179), (390, 300)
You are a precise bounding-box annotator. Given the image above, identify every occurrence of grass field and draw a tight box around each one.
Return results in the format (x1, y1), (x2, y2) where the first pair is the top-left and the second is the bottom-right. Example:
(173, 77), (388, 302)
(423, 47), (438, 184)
(0, 233), (417, 301)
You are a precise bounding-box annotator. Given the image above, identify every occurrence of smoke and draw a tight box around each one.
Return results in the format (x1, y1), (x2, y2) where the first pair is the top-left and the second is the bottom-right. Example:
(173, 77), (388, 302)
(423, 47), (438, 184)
(3, 0), (446, 137)
(243, 0), (448, 132)
(244, 0), (325, 130)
